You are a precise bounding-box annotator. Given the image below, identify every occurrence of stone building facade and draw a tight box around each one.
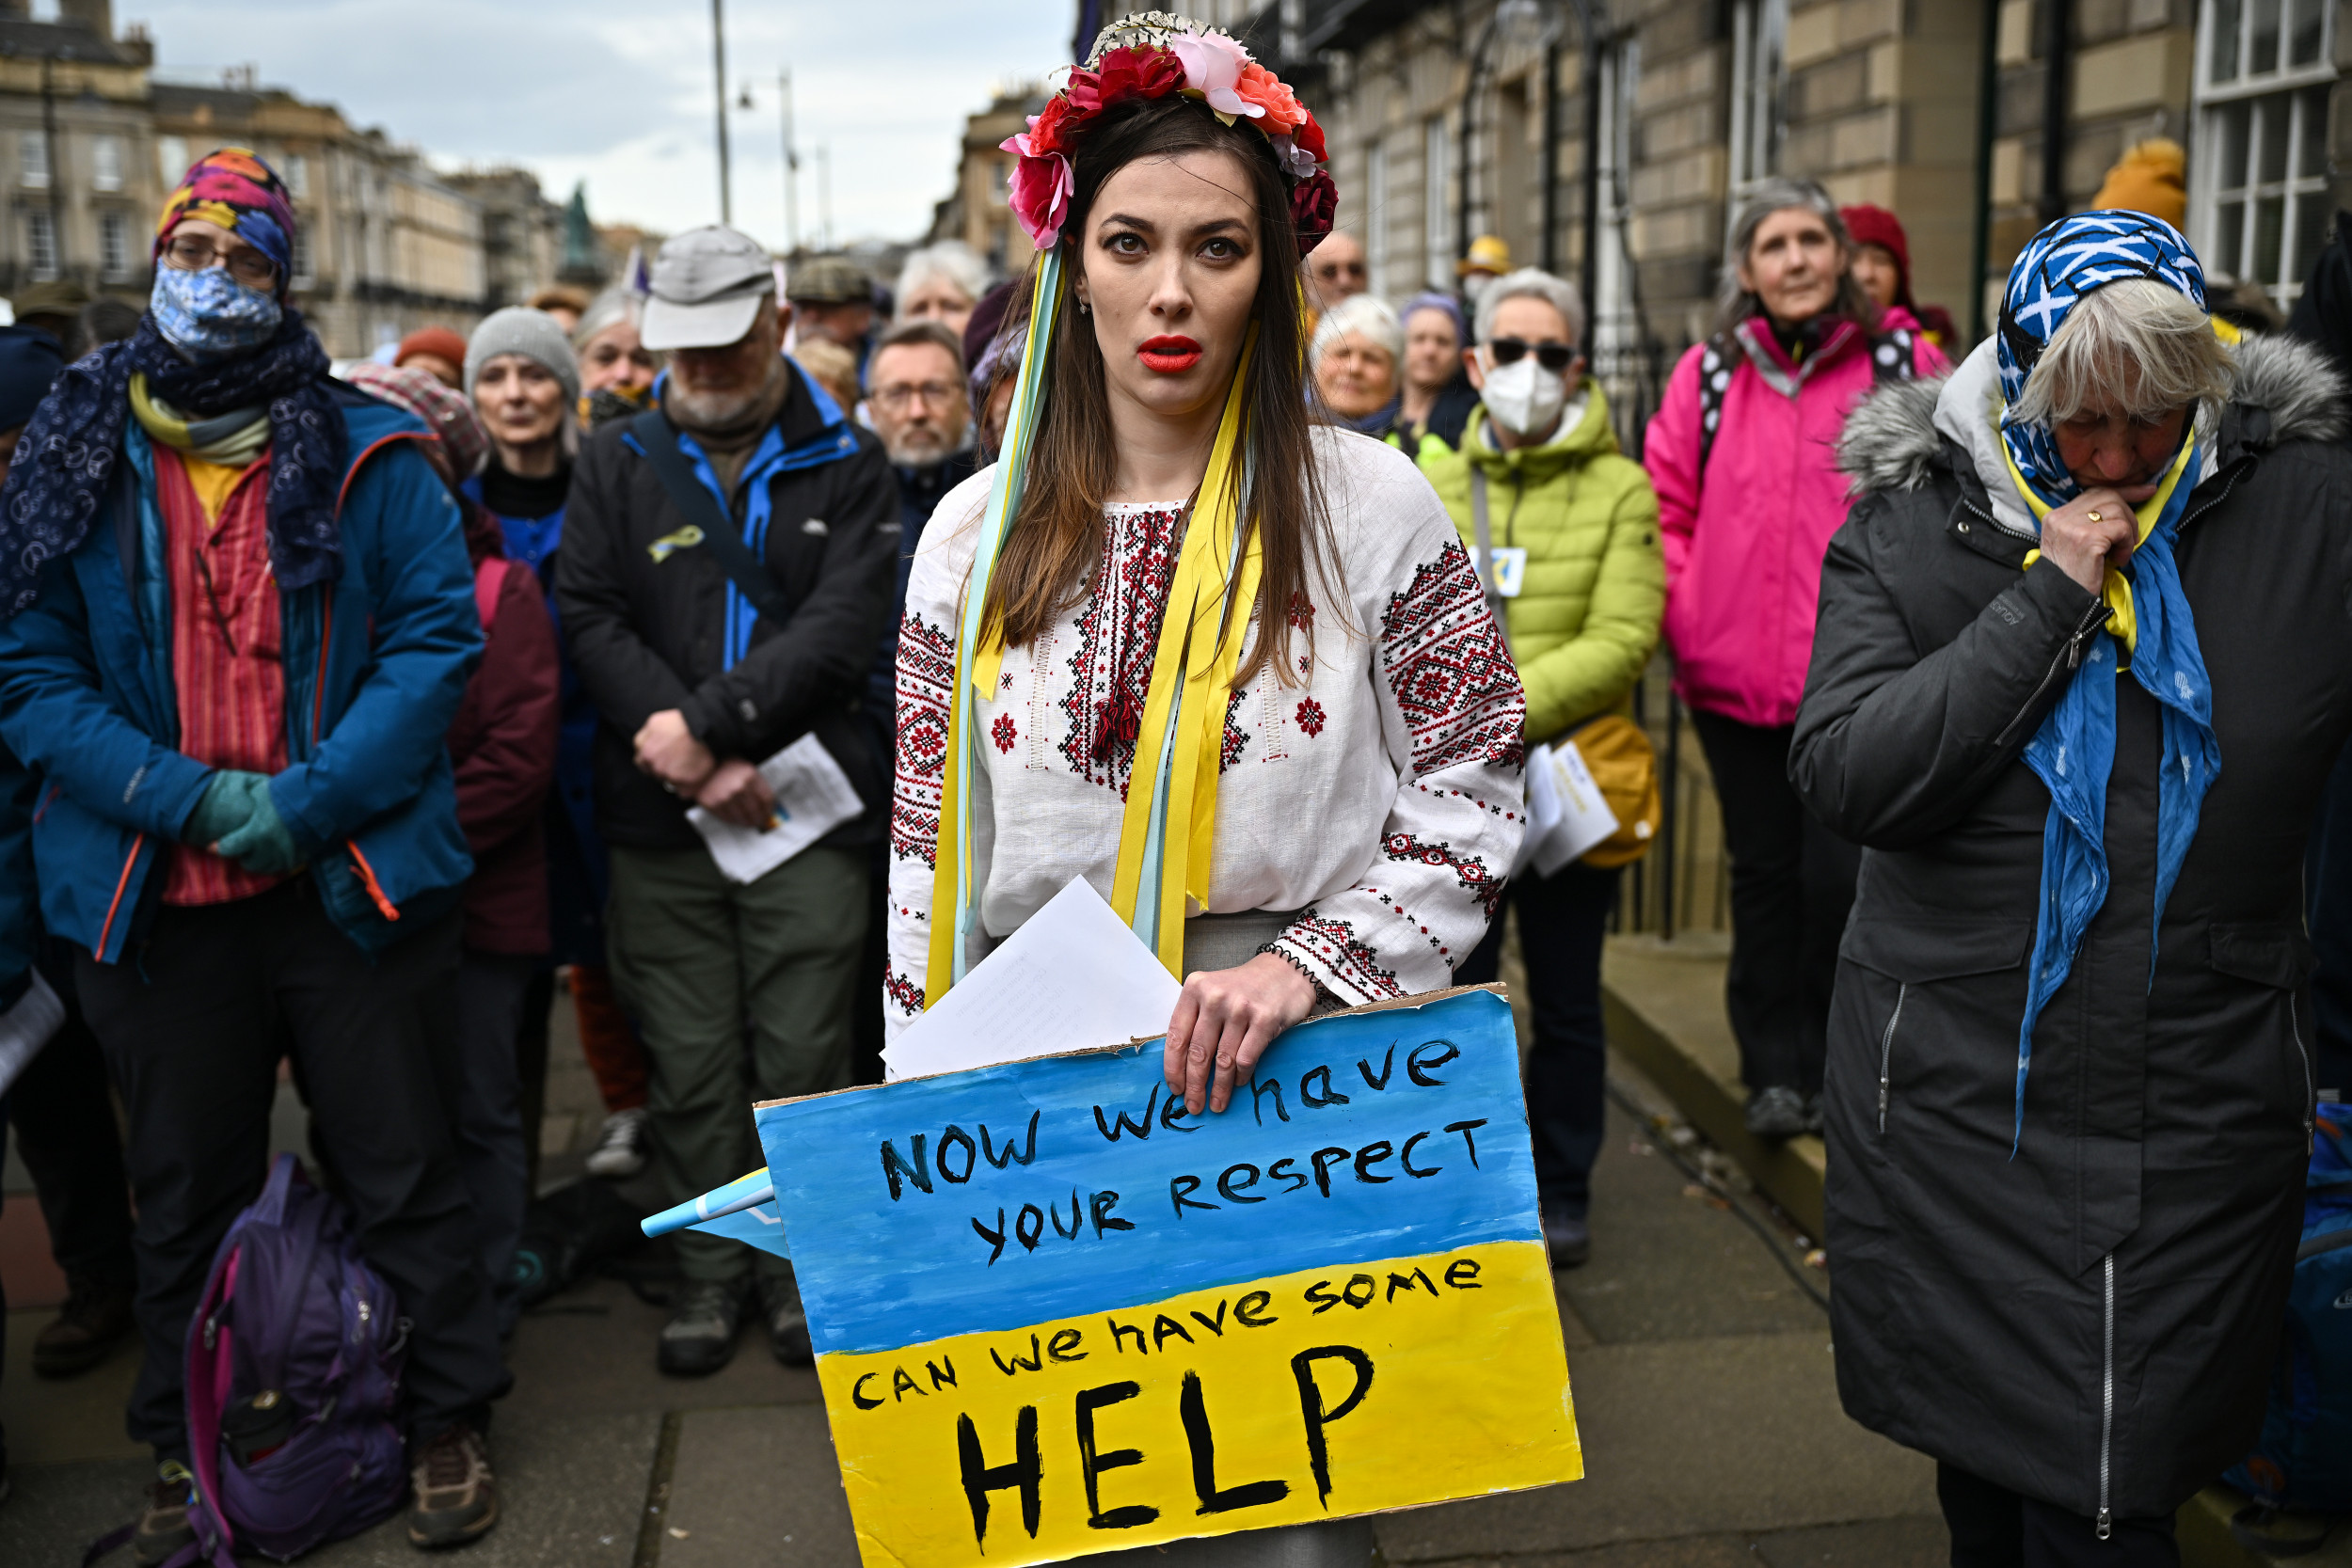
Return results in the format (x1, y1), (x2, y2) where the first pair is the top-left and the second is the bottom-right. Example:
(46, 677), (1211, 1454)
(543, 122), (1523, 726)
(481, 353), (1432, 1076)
(0, 0), (570, 357)
(1261, 0), (2352, 422)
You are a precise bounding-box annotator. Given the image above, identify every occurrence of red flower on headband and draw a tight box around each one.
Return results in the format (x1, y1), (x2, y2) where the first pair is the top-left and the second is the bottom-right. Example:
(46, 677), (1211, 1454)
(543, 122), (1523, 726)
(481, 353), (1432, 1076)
(1233, 63), (1308, 135)
(1292, 169), (1338, 251)
(1023, 94), (1079, 160)
(1068, 45), (1184, 115)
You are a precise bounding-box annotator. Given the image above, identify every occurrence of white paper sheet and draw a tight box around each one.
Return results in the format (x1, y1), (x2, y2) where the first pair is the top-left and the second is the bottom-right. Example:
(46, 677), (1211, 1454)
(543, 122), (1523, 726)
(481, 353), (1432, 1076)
(1515, 741), (1564, 875)
(0, 967), (65, 1102)
(882, 876), (1182, 1082)
(686, 733), (864, 885)
(1529, 738), (1621, 878)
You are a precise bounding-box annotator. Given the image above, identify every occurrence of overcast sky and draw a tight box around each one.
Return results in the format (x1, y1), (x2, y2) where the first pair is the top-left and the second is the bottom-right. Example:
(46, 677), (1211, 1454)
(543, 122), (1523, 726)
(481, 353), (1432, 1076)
(111, 0), (1073, 248)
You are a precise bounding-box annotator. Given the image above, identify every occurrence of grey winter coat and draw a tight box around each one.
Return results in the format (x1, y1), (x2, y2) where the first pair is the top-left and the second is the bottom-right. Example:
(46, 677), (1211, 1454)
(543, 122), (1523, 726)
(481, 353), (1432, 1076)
(1791, 332), (2352, 1523)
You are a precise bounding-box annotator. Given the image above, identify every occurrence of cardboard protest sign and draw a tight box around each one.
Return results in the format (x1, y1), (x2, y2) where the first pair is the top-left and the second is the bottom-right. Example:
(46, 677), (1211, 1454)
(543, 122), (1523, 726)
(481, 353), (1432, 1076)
(756, 985), (1580, 1567)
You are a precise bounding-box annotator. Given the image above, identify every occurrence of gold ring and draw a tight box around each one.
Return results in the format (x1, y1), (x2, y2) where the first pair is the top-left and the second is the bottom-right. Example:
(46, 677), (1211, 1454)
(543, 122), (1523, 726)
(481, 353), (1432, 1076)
(2085, 509), (2103, 522)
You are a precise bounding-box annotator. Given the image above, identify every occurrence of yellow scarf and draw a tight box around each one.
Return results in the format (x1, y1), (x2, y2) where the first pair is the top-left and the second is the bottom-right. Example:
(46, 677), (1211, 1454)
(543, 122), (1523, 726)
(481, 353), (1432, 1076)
(2008, 431), (2196, 653)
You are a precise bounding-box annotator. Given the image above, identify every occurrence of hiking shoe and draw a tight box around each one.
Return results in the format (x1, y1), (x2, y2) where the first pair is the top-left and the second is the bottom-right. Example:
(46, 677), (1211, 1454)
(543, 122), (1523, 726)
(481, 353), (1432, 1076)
(1543, 1214), (1591, 1271)
(583, 1108), (649, 1180)
(406, 1422), (498, 1549)
(133, 1465), (197, 1567)
(1744, 1085), (1808, 1140)
(759, 1273), (814, 1368)
(33, 1275), (135, 1378)
(658, 1279), (746, 1377)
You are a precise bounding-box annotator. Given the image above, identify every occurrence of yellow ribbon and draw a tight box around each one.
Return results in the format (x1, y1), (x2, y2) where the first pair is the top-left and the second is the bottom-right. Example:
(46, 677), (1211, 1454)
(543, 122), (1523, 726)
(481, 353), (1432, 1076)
(2009, 433), (2195, 654)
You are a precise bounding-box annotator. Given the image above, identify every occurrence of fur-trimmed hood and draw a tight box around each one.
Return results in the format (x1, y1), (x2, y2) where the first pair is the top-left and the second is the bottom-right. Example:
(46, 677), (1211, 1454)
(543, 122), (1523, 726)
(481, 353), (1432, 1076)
(1837, 330), (2349, 536)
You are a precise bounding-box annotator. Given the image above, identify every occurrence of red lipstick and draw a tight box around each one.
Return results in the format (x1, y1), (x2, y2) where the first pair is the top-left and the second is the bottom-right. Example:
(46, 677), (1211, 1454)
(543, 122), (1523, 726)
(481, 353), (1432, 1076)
(1138, 335), (1203, 374)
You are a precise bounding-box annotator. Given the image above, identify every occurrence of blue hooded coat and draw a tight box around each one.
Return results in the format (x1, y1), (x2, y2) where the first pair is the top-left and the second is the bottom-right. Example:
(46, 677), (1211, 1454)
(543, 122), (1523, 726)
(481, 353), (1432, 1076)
(0, 387), (481, 961)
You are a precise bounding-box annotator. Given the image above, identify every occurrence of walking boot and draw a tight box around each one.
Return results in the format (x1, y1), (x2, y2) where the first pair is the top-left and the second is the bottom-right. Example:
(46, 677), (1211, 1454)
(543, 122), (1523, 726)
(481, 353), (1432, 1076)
(406, 1422), (499, 1549)
(33, 1275), (135, 1377)
(759, 1272), (814, 1368)
(658, 1278), (746, 1377)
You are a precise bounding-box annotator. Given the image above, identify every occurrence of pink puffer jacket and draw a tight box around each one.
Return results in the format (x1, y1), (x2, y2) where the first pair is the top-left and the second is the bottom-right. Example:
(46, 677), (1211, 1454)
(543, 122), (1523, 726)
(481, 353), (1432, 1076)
(1644, 310), (1947, 728)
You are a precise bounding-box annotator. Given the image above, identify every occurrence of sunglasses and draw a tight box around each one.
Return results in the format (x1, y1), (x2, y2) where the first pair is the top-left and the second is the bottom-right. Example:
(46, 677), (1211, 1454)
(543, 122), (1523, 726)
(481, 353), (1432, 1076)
(1487, 337), (1577, 372)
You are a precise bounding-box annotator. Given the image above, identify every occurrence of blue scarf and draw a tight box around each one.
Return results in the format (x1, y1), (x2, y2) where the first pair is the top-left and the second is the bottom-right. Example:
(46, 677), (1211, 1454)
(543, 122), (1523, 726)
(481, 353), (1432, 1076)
(1999, 211), (2221, 1151)
(0, 309), (346, 617)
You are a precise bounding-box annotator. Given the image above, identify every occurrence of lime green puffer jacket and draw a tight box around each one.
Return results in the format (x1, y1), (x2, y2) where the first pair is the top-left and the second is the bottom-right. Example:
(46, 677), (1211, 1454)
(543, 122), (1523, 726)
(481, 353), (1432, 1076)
(1416, 386), (1664, 746)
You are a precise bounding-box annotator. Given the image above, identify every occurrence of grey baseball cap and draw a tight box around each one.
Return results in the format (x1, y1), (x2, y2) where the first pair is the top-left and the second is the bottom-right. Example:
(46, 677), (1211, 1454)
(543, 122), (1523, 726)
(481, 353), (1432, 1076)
(641, 225), (776, 352)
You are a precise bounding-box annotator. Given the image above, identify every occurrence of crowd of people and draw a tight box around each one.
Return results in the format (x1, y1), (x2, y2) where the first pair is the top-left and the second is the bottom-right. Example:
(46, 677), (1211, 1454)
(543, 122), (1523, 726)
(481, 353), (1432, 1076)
(0, 15), (2346, 1563)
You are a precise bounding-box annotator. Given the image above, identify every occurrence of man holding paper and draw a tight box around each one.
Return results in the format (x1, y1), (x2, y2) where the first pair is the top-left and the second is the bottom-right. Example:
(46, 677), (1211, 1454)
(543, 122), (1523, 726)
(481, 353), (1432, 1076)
(1418, 267), (1664, 1270)
(556, 225), (900, 1379)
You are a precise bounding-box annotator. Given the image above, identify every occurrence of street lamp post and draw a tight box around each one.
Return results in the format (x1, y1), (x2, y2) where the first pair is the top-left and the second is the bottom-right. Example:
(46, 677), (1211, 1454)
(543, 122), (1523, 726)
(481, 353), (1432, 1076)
(779, 68), (800, 257)
(710, 0), (732, 225)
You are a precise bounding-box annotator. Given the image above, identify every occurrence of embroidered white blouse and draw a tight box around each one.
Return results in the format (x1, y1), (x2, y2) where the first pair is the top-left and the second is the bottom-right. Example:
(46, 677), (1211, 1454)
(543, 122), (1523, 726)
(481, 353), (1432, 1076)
(885, 427), (1526, 1037)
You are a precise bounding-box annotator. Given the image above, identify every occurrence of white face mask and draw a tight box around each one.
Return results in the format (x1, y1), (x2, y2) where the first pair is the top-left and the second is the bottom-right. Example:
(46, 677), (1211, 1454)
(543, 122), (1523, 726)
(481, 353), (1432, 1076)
(1482, 354), (1567, 438)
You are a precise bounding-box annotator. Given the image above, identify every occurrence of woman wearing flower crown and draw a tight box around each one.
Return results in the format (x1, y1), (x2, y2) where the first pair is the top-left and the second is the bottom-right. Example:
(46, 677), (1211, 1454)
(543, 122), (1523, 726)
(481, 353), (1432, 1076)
(886, 24), (1524, 1554)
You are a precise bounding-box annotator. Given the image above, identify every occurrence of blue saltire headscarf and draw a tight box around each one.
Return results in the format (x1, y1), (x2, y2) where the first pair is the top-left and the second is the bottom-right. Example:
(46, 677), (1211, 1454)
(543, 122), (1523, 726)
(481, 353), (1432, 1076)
(1999, 210), (2222, 1153)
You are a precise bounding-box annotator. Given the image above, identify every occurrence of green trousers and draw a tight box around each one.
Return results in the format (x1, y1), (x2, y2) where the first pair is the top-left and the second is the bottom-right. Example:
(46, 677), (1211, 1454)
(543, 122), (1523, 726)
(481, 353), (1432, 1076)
(607, 843), (867, 1283)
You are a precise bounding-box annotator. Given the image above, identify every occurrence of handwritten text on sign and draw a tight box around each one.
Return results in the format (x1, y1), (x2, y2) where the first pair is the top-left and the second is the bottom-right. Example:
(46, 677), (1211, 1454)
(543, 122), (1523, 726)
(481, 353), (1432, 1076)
(755, 988), (1581, 1568)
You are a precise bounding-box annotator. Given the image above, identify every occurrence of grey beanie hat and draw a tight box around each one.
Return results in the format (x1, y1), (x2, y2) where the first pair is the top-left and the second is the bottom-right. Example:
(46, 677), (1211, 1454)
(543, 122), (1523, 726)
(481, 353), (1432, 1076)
(466, 307), (581, 404)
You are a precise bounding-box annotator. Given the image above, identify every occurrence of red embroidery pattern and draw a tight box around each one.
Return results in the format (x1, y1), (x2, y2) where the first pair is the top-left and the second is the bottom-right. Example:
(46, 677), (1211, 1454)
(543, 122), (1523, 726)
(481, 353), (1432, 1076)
(1220, 687), (1251, 771)
(991, 713), (1019, 753)
(1286, 592), (1315, 629)
(892, 612), (957, 866)
(1383, 832), (1503, 921)
(1279, 911), (1404, 999)
(1058, 506), (1183, 787)
(1295, 696), (1327, 738)
(1378, 539), (1525, 775)
(884, 965), (924, 1018)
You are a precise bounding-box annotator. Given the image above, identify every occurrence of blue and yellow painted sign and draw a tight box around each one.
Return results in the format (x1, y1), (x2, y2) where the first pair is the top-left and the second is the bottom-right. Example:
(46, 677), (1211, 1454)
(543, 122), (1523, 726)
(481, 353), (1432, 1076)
(755, 986), (1581, 1566)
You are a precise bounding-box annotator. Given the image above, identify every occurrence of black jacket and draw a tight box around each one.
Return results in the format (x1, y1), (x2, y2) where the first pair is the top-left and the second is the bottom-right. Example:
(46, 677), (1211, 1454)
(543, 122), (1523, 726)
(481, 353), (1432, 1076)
(555, 361), (900, 853)
(1792, 334), (2352, 1519)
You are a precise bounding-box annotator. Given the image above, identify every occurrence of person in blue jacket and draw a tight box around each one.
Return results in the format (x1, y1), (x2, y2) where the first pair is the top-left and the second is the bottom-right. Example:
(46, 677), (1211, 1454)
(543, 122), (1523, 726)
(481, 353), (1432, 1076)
(0, 150), (504, 1559)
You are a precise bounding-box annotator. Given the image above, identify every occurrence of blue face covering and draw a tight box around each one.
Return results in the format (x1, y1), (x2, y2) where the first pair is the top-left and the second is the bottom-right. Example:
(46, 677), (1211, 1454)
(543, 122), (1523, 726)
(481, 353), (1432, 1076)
(150, 264), (282, 363)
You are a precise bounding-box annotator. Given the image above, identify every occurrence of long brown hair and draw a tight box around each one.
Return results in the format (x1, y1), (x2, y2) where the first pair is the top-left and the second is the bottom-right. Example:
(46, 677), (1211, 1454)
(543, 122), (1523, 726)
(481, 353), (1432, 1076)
(978, 93), (1329, 688)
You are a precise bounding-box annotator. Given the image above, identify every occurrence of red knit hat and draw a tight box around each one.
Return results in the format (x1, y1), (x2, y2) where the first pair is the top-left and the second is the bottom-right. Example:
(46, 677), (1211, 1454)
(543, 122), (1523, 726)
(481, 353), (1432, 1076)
(395, 326), (469, 371)
(1840, 204), (1915, 308)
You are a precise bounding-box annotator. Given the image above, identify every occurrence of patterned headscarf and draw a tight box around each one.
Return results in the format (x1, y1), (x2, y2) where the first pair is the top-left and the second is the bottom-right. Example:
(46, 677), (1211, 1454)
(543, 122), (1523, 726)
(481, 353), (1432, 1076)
(155, 147), (296, 300)
(1995, 209), (2206, 507)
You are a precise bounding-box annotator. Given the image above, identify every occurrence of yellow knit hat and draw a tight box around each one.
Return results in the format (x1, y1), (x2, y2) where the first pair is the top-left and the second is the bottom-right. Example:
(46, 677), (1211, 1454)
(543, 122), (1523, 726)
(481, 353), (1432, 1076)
(2090, 138), (2187, 230)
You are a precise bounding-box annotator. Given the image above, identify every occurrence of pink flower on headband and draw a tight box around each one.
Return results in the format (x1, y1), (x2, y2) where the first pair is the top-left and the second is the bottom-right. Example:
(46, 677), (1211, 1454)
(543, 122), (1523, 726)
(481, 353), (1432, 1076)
(1001, 139), (1076, 250)
(1171, 32), (1254, 118)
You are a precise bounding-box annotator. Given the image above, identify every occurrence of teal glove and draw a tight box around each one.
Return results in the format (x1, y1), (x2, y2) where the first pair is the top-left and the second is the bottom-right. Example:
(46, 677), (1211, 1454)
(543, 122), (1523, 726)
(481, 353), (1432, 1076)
(183, 770), (266, 848)
(215, 779), (305, 877)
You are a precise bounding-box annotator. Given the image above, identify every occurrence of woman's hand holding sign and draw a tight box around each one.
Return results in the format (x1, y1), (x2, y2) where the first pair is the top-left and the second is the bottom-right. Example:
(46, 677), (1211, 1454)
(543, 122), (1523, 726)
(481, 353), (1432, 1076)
(1165, 954), (1318, 1115)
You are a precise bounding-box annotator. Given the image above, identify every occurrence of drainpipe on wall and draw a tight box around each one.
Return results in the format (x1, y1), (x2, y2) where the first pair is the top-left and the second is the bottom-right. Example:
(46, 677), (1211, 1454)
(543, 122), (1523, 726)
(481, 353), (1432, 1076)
(2039, 0), (2073, 226)
(1969, 0), (1998, 341)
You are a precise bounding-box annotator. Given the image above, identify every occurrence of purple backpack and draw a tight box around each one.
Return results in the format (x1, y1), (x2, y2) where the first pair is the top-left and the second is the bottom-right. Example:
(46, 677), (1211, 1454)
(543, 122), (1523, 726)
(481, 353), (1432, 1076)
(173, 1153), (410, 1563)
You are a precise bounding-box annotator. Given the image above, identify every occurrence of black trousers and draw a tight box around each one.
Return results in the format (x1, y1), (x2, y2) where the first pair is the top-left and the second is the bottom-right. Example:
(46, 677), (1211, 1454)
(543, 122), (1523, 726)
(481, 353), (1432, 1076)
(1939, 1464), (2178, 1567)
(1689, 710), (1859, 1097)
(76, 881), (505, 1460)
(1454, 861), (1616, 1219)
(7, 958), (135, 1289)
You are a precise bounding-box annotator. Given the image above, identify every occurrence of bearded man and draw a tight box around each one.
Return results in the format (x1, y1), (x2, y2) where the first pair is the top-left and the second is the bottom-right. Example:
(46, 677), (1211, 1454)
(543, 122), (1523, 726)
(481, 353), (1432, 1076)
(555, 225), (898, 1378)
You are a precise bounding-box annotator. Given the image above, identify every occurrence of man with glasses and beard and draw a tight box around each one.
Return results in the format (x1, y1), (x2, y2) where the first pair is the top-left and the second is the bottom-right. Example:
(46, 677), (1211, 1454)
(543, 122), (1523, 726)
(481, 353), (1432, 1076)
(555, 225), (898, 1378)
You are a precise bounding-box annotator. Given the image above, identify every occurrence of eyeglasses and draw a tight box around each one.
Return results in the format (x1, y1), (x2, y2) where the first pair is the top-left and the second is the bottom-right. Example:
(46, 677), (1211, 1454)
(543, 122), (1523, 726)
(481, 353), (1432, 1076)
(1487, 337), (1577, 372)
(872, 381), (961, 412)
(1314, 259), (1367, 280)
(162, 234), (278, 290)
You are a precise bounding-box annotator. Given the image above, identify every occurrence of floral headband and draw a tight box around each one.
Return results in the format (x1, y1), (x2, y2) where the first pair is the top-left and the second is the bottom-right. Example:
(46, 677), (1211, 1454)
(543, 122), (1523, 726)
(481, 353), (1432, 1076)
(1000, 11), (1337, 255)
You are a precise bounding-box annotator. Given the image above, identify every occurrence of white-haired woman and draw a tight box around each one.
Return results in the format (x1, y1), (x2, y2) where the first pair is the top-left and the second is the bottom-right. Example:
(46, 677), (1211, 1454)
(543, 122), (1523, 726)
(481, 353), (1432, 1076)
(1642, 177), (1947, 1139)
(573, 287), (660, 426)
(893, 240), (991, 340)
(1310, 292), (1404, 438)
(1802, 209), (2352, 1566)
